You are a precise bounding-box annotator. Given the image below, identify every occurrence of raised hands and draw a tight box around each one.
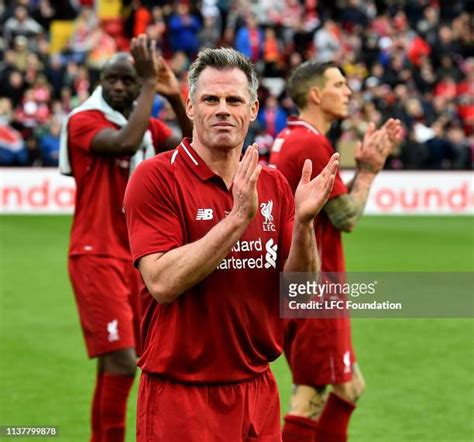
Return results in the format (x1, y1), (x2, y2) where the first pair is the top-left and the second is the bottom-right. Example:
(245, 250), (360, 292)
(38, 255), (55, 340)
(294, 153), (339, 224)
(230, 144), (262, 222)
(382, 117), (404, 148)
(230, 145), (339, 225)
(130, 34), (181, 98)
(355, 118), (403, 174)
(154, 56), (181, 98)
(130, 34), (160, 84)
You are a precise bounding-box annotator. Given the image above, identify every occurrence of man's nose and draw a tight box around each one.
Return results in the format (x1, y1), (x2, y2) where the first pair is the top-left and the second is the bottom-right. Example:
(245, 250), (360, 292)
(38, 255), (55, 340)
(215, 98), (231, 116)
(113, 79), (126, 91)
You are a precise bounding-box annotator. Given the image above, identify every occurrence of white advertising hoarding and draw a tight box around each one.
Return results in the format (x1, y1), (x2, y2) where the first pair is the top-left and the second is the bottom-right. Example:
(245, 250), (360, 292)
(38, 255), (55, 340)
(340, 171), (474, 215)
(0, 168), (75, 214)
(0, 168), (473, 215)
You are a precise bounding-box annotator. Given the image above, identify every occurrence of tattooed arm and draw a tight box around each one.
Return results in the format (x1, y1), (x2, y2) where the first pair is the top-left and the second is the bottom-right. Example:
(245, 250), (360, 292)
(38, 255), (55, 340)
(324, 118), (403, 232)
(324, 172), (375, 232)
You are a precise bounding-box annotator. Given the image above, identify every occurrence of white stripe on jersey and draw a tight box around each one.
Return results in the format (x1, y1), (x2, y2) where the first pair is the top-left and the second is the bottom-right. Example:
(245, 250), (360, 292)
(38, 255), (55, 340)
(287, 119), (320, 135)
(170, 149), (179, 164)
(180, 141), (199, 166)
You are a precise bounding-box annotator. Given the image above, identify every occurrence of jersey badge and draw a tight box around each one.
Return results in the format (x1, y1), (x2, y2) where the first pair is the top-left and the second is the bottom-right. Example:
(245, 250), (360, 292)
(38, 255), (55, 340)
(260, 200), (275, 231)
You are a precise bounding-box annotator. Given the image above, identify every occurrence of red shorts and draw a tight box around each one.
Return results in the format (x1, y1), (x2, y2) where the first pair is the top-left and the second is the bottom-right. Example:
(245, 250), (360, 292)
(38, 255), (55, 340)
(137, 370), (281, 442)
(283, 317), (356, 386)
(68, 255), (140, 358)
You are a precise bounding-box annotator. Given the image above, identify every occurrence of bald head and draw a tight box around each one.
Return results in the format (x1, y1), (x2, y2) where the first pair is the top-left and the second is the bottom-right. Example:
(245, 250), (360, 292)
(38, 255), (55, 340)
(101, 52), (135, 78)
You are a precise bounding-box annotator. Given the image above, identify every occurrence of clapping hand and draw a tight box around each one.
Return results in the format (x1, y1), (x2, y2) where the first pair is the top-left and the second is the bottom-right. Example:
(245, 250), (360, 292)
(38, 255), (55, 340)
(230, 144), (262, 222)
(355, 118), (403, 174)
(154, 56), (181, 98)
(294, 153), (339, 224)
(382, 118), (404, 149)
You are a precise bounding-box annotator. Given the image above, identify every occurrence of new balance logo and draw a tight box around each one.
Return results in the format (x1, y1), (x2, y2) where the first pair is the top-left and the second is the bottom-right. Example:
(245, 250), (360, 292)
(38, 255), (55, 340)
(196, 208), (214, 220)
(264, 238), (278, 269)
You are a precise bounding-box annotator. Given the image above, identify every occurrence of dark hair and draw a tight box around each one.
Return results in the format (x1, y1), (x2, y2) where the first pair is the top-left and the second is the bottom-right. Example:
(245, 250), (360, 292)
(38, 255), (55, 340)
(188, 48), (258, 102)
(288, 61), (339, 109)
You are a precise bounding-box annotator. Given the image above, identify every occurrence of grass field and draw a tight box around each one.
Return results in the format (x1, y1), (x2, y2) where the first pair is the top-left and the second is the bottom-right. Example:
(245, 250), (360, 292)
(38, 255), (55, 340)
(0, 215), (473, 441)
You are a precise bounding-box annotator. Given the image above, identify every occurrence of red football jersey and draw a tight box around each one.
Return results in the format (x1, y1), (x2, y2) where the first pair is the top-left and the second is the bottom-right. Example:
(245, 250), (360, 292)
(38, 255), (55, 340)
(124, 140), (294, 383)
(67, 110), (172, 259)
(269, 117), (348, 272)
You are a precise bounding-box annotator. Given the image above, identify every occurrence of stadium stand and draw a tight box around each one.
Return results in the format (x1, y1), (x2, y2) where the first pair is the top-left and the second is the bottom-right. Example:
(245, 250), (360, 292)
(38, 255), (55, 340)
(0, 0), (472, 169)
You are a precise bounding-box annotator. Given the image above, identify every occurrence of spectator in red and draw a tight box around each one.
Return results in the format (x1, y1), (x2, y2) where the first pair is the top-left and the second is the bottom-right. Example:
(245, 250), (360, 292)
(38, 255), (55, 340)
(263, 28), (285, 77)
(73, 67), (90, 96)
(131, 0), (152, 37)
(15, 89), (50, 129)
(434, 75), (458, 100)
(407, 34), (431, 67)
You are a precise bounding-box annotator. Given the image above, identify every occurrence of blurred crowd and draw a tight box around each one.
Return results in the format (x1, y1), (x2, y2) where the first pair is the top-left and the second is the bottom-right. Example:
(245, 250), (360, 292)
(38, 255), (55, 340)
(0, 0), (472, 169)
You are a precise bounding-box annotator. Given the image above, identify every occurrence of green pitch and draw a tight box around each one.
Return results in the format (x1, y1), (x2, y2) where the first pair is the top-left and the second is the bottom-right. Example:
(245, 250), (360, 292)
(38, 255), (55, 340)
(0, 216), (473, 441)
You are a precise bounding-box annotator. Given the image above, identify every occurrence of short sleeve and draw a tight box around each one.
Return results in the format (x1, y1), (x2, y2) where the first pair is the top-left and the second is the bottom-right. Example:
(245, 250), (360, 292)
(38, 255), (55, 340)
(68, 110), (115, 152)
(149, 118), (174, 153)
(124, 158), (184, 266)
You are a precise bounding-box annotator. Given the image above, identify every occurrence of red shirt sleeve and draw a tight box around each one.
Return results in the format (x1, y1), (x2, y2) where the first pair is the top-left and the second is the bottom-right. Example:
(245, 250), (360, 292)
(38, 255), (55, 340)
(299, 135), (348, 200)
(124, 157), (184, 266)
(68, 110), (116, 153)
(68, 110), (120, 179)
(149, 118), (174, 153)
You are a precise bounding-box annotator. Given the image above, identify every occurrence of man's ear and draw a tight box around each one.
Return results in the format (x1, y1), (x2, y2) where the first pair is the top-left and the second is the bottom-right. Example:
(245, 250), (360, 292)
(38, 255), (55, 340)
(308, 87), (322, 105)
(249, 99), (259, 122)
(185, 95), (194, 120)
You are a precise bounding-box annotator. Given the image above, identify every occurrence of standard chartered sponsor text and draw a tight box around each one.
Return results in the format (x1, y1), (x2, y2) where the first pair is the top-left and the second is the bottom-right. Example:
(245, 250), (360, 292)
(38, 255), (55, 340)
(217, 238), (278, 270)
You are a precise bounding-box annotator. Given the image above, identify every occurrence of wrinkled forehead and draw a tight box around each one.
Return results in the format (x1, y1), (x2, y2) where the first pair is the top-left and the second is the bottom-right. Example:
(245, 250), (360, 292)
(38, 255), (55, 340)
(195, 67), (251, 98)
